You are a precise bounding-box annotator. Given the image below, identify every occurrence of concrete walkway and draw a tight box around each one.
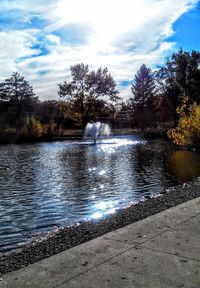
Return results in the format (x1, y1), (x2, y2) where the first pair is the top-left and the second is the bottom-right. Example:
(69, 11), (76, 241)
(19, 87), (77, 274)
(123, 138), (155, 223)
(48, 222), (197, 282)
(1, 198), (200, 288)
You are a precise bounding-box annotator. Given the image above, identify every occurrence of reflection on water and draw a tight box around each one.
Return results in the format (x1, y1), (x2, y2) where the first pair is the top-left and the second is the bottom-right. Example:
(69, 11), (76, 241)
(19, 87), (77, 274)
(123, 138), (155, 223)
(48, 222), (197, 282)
(169, 150), (200, 182)
(0, 136), (200, 251)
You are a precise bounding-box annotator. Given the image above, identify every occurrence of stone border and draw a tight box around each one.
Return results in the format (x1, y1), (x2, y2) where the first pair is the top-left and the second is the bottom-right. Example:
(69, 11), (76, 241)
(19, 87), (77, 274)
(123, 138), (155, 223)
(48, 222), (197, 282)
(0, 179), (200, 276)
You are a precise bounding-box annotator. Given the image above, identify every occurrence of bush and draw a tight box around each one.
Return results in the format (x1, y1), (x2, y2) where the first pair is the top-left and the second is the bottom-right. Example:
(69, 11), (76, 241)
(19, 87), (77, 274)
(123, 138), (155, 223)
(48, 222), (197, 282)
(168, 97), (200, 148)
(20, 116), (43, 139)
(43, 120), (57, 137)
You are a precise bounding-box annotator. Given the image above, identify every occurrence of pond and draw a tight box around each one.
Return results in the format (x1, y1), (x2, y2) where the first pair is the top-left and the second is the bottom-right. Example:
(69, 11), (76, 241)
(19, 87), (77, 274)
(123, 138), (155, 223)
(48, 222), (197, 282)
(0, 135), (200, 252)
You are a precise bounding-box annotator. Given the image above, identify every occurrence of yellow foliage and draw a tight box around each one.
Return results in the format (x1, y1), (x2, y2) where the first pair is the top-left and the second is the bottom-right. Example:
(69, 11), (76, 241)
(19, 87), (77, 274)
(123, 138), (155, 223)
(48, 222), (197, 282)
(168, 97), (200, 148)
(20, 116), (43, 138)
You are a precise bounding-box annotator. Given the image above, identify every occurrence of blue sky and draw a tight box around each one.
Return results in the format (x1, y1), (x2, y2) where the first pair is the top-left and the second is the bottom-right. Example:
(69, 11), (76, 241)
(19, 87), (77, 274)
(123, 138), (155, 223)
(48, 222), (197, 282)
(168, 1), (200, 51)
(0, 0), (199, 100)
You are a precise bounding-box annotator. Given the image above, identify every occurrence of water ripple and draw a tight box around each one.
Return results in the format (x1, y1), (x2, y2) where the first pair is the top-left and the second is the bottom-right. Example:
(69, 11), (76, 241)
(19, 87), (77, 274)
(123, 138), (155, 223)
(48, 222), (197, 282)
(0, 136), (200, 251)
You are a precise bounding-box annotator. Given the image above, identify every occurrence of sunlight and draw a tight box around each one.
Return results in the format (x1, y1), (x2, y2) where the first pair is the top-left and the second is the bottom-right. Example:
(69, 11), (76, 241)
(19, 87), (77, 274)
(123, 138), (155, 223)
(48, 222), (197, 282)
(95, 201), (114, 210)
(98, 138), (146, 153)
(98, 170), (106, 176)
(90, 212), (103, 219)
(49, 0), (153, 47)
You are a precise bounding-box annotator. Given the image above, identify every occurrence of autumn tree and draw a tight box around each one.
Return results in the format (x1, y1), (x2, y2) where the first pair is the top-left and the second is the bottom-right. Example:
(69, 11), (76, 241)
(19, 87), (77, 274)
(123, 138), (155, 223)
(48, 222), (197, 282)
(20, 116), (43, 139)
(58, 63), (119, 127)
(131, 64), (156, 130)
(168, 97), (200, 148)
(156, 49), (200, 118)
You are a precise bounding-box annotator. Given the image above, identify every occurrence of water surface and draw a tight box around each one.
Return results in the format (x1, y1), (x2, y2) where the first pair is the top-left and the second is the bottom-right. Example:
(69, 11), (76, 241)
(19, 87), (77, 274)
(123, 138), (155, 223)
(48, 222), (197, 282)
(0, 136), (200, 251)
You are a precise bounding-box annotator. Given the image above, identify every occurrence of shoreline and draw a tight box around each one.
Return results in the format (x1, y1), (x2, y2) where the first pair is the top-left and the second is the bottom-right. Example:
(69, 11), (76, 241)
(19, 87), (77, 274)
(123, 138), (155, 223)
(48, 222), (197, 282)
(0, 128), (168, 145)
(0, 179), (200, 276)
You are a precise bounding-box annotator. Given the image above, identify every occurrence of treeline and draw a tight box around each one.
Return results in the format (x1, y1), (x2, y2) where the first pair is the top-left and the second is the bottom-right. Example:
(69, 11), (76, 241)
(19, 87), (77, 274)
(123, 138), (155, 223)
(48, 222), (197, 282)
(0, 64), (119, 143)
(0, 49), (200, 146)
(128, 49), (200, 147)
(127, 49), (200, 130)
(0, 74), (69, 143)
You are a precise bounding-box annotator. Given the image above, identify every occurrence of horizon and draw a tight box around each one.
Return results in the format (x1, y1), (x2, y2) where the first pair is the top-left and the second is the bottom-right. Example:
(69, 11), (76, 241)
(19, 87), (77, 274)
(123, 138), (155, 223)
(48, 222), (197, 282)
(0, 0), (200, 101)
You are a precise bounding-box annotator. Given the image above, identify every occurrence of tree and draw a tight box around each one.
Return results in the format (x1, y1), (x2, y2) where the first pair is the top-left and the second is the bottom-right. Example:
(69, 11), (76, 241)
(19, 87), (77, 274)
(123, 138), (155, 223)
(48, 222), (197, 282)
(131, 64), (156, 130)
(0, 72), (38, 127)
(58, 63), (119, 127)
(168, 97), (200, 148)
(153, 95), (174, 123)
(35, 100), (63, 125)
(156, 49), (200, 115)
(20, 116), (43, 139)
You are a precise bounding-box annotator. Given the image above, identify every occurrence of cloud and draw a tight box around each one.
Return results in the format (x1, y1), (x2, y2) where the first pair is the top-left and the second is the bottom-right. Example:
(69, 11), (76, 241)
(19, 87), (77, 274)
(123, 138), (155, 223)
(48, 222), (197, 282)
(0, 30), (40, 75)
(0, 0), (199, 100)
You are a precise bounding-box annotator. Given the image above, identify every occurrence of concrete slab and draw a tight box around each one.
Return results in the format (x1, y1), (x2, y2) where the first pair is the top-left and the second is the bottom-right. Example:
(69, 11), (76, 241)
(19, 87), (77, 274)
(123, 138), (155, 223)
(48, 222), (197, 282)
(173, 196), (200, 216)
(104, 198), (200, 245)
(142, 215), (200, 260)
(2, 238), (131, 288)
(58, 246), (200, 288)
(0, 278), (7, 288)
(180, 197), (200, 216)
(1, 198), (200, 288)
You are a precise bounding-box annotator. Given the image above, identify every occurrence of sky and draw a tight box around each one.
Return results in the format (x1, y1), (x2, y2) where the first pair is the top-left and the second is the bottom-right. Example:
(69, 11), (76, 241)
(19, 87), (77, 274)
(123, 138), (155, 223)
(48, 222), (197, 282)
(0, 0), (200, 101)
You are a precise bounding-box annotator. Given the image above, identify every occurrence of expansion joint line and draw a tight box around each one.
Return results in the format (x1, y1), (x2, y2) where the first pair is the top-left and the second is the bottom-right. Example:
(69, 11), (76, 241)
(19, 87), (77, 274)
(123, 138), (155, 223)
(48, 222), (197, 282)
(137, 246), (200, 263)
(54, 245), (134, 288)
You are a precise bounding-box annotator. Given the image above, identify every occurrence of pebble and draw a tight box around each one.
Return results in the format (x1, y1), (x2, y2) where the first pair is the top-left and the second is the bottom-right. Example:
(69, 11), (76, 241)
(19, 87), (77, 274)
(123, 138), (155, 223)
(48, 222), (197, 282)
(0, 179), (199, 276)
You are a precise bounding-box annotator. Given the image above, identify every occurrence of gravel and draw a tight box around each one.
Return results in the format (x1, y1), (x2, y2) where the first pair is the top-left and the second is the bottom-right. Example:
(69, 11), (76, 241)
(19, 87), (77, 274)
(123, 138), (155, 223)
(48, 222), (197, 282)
(0, 179), (200, 276)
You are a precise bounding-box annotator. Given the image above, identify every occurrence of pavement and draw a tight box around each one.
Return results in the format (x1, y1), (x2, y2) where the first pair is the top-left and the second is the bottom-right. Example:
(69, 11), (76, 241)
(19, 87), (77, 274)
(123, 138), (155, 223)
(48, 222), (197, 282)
(0, 197), (200, 288)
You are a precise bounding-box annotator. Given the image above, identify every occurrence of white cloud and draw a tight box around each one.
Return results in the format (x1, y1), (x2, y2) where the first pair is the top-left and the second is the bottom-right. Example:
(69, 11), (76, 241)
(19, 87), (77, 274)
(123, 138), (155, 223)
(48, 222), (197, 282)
(0, 0), (199, 100)
(0, 30), (39, 76)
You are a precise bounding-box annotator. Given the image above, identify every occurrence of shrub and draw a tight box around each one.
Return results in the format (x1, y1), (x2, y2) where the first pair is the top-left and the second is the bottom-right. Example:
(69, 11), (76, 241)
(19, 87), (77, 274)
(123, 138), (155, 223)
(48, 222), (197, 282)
(168, 97), (200, 148)
(43, 120), (57, 136)
(20, 116), (43, 139)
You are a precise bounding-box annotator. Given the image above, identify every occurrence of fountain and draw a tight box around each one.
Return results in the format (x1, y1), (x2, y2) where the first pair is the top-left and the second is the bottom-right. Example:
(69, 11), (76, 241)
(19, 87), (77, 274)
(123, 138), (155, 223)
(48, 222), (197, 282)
(1, 133), (200, 252)
(83, 122), (111, 144)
